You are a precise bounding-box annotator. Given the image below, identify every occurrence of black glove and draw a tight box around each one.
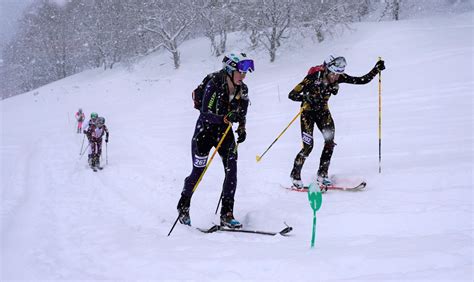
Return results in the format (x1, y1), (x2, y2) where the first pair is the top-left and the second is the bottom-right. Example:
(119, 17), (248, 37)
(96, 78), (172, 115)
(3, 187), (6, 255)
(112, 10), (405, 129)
(225, 111), (242, 123)
(236, 127), (246, 143)
(105, 138), (109, 143)
(303, 93), (317, 107)
(375, 60), (385, 71)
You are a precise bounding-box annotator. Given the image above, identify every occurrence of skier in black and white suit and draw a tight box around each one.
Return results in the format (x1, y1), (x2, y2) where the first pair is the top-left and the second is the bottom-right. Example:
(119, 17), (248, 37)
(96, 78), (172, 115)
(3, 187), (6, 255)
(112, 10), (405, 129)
(289, 55), (385, 189)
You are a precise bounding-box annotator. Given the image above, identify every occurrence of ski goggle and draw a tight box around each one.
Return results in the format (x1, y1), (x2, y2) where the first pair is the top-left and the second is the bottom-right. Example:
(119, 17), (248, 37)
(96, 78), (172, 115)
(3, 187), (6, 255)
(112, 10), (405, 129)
(327, 56), (346, 74)
(236, 59), (255, 73)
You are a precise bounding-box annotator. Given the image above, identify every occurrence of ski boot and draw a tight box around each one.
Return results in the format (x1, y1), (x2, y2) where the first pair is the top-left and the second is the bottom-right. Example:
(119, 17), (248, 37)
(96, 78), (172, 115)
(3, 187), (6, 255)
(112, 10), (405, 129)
(220, 197), (242, 229)
(316, 174), (332, 193)
(290, 170), (304, 189)
(291, 178), (304, 189)
(220, 212), (242, 229)
(94, 157), (102, 169)
(177, 196), (191, 226)
(178, 207), (191, 226)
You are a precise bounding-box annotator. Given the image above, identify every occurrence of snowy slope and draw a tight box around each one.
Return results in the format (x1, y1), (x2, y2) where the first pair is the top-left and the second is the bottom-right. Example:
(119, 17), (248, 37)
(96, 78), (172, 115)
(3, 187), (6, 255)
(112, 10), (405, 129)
(1, 13), (473, 280)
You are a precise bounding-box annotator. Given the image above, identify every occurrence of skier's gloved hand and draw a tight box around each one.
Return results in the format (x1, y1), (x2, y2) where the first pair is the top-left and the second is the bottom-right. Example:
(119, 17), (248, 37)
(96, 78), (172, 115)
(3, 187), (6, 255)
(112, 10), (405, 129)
(224, 111), (242, 124)
(105, 138), (109, 143)
(303, 92), (317, 107)
(236, 127), (246, 143)
(375, 60), (385, 71)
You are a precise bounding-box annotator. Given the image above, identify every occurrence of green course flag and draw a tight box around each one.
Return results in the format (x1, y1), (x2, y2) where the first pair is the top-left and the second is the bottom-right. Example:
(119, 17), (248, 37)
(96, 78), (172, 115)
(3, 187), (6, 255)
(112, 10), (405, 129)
(308, 182), (323, 248)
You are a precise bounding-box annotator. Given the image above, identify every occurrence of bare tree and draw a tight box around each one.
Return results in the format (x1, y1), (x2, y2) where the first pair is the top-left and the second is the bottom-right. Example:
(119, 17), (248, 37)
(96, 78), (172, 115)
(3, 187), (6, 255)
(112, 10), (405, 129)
(142, 0), (196, 69)
(77, 0), (140, 69)
(380, 0), (402, 21)
(295, 0), (353, 43)
(197, 0), (235, 57)
(236, 0), (292, 62)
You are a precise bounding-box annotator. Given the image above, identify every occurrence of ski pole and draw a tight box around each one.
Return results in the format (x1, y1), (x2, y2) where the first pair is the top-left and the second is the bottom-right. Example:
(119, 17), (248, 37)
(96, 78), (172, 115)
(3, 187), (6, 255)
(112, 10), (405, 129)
(106, 142), (108, 165)
(79, 134), (85, 156)
(256, 105), (307, 162)
(79, 143), (90, 159)
(168, 123), (233, 236)
(378, 56), (382, 173)
(214, 142), (240, 214)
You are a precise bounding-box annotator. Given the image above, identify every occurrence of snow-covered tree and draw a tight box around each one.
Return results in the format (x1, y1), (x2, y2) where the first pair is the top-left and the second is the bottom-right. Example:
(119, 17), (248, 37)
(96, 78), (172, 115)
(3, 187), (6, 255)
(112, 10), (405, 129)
(236, 0), (292, 62)
(141, 0), (196, 69)
(196, 0), (236, 57)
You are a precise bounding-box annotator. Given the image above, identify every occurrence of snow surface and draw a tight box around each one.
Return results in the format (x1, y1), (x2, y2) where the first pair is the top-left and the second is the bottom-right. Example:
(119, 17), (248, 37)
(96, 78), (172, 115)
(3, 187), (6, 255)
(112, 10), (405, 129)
(1, 13), (473, 281)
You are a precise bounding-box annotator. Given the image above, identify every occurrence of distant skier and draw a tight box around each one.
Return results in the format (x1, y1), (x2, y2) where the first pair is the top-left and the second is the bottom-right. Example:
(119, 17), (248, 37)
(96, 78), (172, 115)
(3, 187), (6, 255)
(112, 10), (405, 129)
(289, 55), (385, 189)
(83, 112), (99, 130)
(83, 112), (99, 166)
(176, 52), (254, 228)
(75, 108), (85, 133)
(84, 116), (109, 169)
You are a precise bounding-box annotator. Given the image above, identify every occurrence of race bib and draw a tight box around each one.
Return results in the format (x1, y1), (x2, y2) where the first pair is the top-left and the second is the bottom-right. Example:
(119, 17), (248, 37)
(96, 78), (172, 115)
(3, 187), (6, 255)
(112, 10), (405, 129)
(193, 155), (208, 168)
(302, 132), (313, 145)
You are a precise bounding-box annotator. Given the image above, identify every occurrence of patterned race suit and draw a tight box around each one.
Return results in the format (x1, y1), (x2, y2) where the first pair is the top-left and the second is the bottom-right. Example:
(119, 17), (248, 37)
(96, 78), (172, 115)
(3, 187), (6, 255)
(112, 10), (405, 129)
(85, 123), (109, 167)
(179, 69), (249, 216)
(289, 65), (380, 180)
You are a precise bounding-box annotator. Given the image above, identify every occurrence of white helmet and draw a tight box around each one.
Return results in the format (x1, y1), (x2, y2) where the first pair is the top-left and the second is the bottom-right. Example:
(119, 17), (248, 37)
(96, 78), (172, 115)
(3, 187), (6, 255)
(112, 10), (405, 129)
(222, 52), (255, 74)
(324, 55), (347, 74)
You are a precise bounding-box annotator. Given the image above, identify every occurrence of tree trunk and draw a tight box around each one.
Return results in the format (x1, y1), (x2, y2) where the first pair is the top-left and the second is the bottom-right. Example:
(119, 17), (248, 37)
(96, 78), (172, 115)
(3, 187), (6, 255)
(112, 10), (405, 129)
(393, 0), (400, 21)
(172, 50), (180, 69)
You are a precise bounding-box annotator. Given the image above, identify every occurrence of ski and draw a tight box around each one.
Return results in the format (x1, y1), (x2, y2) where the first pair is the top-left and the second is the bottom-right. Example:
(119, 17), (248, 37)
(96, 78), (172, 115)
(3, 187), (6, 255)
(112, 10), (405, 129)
(197, 224), (293, 236)
(282, 181), (367, 192)
(90, 166), (97, 172)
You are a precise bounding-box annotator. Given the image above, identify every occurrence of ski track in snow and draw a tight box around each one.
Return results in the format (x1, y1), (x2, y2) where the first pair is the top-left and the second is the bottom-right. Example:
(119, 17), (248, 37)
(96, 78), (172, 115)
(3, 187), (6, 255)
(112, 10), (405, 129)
(1, 12), (473, 280)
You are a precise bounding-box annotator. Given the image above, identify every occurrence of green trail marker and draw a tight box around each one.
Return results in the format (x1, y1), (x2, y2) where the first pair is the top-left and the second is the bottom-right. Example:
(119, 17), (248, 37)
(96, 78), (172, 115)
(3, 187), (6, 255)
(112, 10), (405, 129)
(307, 182), (323, 248)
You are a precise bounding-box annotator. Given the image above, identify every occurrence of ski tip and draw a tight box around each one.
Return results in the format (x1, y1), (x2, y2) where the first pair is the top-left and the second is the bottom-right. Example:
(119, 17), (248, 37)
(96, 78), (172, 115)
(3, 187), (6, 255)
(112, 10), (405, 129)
(279, 226), (293, 236)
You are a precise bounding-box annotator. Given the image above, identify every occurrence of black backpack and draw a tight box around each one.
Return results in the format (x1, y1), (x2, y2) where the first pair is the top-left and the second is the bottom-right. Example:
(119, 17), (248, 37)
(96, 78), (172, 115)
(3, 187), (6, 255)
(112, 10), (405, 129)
(192, 71), (224, 110)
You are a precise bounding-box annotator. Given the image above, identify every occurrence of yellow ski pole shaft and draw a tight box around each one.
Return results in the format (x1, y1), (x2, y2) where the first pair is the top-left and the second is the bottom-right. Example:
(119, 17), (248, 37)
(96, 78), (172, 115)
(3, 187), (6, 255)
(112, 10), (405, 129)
(378, 57), (382, 174)
(256, 105), (307, 162)
(193, 123), (233, 193)
(168, 123), (233, 236)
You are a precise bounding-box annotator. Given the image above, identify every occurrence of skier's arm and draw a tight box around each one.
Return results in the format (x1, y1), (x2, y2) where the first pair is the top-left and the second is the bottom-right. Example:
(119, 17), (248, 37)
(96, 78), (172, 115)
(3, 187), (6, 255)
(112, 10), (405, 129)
(338, 61), (385, 85)
(200, 79), (225, 124)
(83, 120), (90, 133)
(84, 126), (93, 140)
(238, 84), (249, 129)
(288, 76), (312, 101)
(104, 126), (109, 142)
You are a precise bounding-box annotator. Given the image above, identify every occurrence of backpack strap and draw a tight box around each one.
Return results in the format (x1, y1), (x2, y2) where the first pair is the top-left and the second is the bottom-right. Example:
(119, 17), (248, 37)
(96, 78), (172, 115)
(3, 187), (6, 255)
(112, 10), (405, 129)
(307, 65), (325, 75)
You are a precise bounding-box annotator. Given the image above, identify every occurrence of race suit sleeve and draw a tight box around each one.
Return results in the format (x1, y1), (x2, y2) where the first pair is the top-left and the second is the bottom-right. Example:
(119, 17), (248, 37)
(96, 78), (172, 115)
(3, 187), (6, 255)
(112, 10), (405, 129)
(288, 75), (313, 102)
(338, 68), (379, 85)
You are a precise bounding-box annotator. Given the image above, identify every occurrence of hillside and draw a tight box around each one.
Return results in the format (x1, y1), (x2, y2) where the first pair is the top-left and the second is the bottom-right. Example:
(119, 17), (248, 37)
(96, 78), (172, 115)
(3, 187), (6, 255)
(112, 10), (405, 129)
(1, 13), (473, 280)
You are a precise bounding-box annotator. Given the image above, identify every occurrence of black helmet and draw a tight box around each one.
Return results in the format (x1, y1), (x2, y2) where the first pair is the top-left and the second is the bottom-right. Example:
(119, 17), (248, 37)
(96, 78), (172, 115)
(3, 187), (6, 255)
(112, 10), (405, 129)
(96, 117), (105, 127)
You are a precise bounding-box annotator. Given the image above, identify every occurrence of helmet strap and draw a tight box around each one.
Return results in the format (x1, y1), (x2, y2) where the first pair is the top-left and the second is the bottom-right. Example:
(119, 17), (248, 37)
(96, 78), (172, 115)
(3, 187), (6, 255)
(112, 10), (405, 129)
(226, 71), (238, 88)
